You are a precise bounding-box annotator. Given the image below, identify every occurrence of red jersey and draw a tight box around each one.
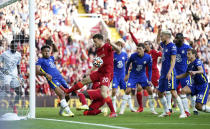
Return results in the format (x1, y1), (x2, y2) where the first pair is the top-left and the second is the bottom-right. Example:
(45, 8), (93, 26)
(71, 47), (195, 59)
(147, 49), (162, 71)
(97, 43), (114, 74)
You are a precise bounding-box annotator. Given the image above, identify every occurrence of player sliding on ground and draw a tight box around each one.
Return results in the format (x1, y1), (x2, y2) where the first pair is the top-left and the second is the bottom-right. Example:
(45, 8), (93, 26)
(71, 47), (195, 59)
(36, 45), (74, 117)
(66, 34), (121, 117)
(176, 49), (210, 113)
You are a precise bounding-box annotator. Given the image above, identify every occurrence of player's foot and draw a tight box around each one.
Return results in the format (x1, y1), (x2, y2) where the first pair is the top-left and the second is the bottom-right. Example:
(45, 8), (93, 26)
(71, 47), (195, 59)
(185, 111), (191, 117)
(179, 113), (187, 118)
(193, 111), (199, 115)
(151, 110), (158, 115)
(158, 112), (171, 117)
(76, 105), (89, 110)
(109, 112), (117, 117)
(59, 107), (64, 116)
(169, 109), (173, 113)
(101, 107), (108, 116)
(13, 106), (18, 114)
(130, 108), (137, 112)
(136, 107), (144, 112)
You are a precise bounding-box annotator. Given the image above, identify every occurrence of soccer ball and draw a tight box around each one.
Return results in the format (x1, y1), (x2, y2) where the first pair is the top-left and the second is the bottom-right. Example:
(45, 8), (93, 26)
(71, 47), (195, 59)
(93, 57), (103, 68)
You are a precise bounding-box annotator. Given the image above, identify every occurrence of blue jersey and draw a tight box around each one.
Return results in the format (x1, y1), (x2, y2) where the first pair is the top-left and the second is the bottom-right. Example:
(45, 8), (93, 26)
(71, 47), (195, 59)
(175, 43), (191, 75)
(187, 59), (208, 85)
(36, 56), (62, 79)
(126, 53), (152, 81)
(160, 42), (177, 76)
(114, 51), (128, 77)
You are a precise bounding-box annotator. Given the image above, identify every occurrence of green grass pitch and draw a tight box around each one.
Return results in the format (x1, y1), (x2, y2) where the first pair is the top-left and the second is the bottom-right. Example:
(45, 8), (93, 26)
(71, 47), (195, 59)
(0, 107), (210, 129)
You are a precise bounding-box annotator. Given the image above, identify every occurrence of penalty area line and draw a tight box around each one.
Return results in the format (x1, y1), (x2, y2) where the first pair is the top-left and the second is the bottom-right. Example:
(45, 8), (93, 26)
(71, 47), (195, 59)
(36, 118), (132, 129)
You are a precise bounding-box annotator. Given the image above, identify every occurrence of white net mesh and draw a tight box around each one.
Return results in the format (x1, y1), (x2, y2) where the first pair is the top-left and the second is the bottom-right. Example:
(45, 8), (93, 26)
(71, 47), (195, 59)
(0, 0), (29, 120)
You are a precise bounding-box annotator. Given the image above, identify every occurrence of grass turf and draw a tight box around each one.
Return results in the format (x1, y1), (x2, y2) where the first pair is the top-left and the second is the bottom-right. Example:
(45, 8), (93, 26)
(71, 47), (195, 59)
(0, 107), (210, 129)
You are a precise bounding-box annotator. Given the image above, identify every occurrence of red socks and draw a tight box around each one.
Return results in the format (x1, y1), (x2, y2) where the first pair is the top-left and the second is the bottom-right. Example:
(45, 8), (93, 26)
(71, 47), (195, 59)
(67, 82), (84, 93)
(137, 92), (143, 108)
(78, 93), (87, 105)
(105, 96), (115, 113)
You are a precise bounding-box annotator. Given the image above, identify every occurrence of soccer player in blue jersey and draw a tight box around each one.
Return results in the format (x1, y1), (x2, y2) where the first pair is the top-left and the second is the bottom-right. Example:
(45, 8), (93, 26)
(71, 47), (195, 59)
(156, 27), (186, 118)
(112, 39), (136, 112)
(177, 49), (210, 113)
(174, 33), (198, 116)
(36, 45), (74, 117)
(119, 43), (157, 114)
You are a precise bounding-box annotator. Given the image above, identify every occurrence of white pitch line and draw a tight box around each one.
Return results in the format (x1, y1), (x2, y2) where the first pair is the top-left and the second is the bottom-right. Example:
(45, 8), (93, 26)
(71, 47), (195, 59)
(36, 118), (132, 129)
(114, 123), (210, 126)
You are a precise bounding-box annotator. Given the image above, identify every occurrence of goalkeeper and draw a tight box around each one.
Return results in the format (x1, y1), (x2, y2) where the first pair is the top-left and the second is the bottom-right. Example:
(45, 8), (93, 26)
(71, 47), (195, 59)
(0, 40), (23, 114)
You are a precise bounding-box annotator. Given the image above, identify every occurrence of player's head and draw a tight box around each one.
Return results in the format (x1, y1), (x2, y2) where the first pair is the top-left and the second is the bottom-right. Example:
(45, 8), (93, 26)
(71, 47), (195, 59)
(137, 43), (145, 57)
(41, 45), (51, 58)
(174, 33), (184, 47)
(144, 41), (153, 52)
(92, 34), (104, 48)
(10, 40), (18, 53)
(161, 30), (171, 43)
(116, 39), (124, 49)
(187, 48), (197, 61)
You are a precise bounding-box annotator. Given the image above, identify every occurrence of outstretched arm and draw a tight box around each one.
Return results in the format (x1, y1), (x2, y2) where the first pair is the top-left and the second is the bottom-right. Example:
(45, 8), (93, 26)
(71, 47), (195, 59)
(109, 41), (121, 53)
(156, 25), (162, 45)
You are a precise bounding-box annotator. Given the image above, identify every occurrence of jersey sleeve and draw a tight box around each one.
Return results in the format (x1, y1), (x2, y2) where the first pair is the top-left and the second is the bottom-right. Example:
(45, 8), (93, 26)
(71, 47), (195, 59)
(51, 56), (55, 62)
(17, 54), (21, 65)
(195, 59), (202, 67)
(170, 44), (177, 55)
(125, 54), (133, 75)
(160, 42), (164, 48)
(106, 43), (113, 53)
(36, 58), (43, 66)
(147, 55), (152, 81)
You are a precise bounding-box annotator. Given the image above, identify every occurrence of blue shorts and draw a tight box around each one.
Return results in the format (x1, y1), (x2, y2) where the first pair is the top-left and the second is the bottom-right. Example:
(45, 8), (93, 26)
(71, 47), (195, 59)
(158, 74), (177, 93)
(127, 77), (150, 88)
(176, 76), (191, 88)
(48, 77), (69, 89)
(112, 76), (126, 89)
(190, 83), (209, 104)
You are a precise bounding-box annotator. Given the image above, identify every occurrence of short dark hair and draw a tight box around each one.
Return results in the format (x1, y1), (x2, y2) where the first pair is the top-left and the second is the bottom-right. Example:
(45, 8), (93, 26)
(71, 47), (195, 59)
(137, 43), (145, 49)
(92, 34), (103, 40)
(41, 45), (51, 51)
(175, 33), (184, 38)
(11, 40), (18, 45)
(187, 48), (197, 55)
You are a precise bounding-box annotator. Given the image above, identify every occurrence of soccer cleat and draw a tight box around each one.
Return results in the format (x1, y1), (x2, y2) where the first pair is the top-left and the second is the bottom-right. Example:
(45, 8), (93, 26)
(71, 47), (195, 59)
(101, 107), (108, 116)
(109, 112), (117, 117)
(130, 108), (137, 112)
(13, 105), (18, 114)
(185, 111), (191, 117)
(136, 107), (144, 112)
(151, 110), (158, 115)
(169, 109), (173, 113)
(193, 111), (199, 115)
(83, 110), (88, 116)
(158, 112), (171, 117)
(179, 113), (187, 118)
(76, 105), (89, 110)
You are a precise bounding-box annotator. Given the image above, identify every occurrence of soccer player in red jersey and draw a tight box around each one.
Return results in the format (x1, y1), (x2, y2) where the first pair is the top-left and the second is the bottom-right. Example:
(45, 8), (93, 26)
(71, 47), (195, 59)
(145, 41), (162, 88)
(67, 34), (121, 117)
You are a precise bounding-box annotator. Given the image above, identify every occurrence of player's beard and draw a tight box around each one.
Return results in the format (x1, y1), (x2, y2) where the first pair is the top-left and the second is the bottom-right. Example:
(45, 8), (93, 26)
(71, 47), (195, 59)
(11, 50), (16, 53)
(175, 40), (183, 47)
(162, 40), (166, 44)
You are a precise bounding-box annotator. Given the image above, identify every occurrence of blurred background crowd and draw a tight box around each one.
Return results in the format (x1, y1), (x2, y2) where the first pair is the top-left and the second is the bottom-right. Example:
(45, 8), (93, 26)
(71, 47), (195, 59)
(0, 0), (209, 96)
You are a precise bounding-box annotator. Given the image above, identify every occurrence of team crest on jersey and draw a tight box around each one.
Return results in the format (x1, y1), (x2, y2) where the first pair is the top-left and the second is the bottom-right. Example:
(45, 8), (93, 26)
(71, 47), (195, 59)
(56, 82), (59, 85)
(144, 61), (146, 64)
(122, 57), (125, 60)
(197, 60), (201, 65)
(165, 49), (168, 52)
(113, 83), (116, 86)
(182, 50), (185, 54)
(127, 83), (131, 86)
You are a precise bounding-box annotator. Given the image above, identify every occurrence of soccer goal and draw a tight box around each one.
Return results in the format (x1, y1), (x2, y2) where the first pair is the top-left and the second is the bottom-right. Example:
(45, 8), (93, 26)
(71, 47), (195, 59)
(0, 0), (35, 120)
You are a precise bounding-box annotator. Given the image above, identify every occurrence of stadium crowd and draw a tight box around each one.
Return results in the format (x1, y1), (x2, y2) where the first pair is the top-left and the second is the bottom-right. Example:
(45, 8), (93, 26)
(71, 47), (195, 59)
(0, 0), (209, 97)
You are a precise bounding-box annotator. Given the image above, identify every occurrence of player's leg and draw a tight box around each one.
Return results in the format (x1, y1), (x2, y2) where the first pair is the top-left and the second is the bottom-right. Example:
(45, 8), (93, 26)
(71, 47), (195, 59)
(144, 84), (157, 114)
(120, 79), (136, 112)
(84, 100), (106, 115)
(191, 95), (198, 115)
(179, 78), (191, 116)
(158, 77), (170, 117)
(194, 83), (210, 113)
(77, 92), (89, 110)
(112, 77), (119, 112)
(166, 90), (172, 113)
(119, 87), (131, 114)
(66, 75), (93, 94)
(136, 84), (143, 112)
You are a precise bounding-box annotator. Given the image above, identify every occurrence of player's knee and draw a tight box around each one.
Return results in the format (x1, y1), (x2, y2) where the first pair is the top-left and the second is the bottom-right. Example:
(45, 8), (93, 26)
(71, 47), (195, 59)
(112, 90), (117, 97)
(125, 88), (131, 95)
(157, 91), (163, 98)
(195, 103), (202, 111)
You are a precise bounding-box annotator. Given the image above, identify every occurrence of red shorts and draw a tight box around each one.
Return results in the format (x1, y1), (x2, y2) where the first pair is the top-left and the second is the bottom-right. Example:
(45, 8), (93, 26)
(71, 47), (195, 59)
(151, 72), (160, 87)
(90, 71), (113, 87)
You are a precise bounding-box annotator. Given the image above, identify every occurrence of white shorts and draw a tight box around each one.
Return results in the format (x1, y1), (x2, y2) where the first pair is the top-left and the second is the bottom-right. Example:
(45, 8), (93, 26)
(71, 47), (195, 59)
(0, 75), (20, 88)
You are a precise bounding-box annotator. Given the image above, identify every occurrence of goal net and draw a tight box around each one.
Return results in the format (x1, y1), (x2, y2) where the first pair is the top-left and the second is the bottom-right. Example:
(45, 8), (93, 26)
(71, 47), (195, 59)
(0, 0), (33, 121)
